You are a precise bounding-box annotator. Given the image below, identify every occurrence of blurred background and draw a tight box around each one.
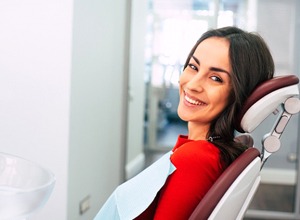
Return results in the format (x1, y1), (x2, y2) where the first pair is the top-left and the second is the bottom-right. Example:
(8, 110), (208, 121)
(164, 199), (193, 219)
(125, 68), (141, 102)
(0, 0), (299, 219)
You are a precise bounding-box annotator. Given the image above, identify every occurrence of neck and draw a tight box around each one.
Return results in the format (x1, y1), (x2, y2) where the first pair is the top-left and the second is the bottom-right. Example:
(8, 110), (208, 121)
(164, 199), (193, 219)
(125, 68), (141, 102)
(187, 122), (210, 140)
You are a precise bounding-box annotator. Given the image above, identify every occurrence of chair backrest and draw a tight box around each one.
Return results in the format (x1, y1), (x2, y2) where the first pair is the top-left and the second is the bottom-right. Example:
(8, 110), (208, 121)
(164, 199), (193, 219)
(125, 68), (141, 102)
(189, 147), (260, 220)
(189, 75), (300, 220)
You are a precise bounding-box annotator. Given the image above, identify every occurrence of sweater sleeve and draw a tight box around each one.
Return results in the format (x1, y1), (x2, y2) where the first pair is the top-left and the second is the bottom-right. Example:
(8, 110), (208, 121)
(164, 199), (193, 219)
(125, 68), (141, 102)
(153, 140), (223, 220)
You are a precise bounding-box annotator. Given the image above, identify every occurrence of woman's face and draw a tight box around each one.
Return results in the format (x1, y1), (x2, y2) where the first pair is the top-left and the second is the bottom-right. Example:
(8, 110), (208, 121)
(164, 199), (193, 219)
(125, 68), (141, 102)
(178, 37), (232, 132)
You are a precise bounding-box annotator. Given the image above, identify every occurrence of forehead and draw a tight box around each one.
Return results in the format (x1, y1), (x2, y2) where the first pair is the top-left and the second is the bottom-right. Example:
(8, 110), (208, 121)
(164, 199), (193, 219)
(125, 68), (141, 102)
(193, 37), (231, 72)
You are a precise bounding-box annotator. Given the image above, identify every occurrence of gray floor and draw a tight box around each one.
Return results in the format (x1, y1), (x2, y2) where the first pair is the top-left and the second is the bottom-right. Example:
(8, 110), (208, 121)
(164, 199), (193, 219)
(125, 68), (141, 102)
(244, 184), (295, 220)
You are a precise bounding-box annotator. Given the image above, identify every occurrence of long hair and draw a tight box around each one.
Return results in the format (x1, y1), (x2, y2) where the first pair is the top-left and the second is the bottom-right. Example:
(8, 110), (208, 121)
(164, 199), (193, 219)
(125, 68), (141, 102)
(183, 27), (275, 167)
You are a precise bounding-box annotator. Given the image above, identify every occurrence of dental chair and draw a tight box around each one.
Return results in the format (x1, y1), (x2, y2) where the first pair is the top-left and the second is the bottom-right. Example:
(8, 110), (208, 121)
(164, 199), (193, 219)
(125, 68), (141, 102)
(189, 74), (300, 220)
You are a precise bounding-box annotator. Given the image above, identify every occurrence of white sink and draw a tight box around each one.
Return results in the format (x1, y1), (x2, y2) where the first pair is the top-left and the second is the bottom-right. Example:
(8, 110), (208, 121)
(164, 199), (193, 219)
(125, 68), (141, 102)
(0, 153), (55, 220)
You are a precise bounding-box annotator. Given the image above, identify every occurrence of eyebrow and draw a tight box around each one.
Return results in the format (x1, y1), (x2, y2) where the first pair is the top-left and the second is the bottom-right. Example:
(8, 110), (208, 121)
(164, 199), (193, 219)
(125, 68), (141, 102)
(191, 55), (230, 75)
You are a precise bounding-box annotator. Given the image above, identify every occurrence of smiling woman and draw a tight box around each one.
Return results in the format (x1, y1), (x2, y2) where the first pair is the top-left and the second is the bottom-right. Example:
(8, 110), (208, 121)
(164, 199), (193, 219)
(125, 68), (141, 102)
(94, 26), (275, 220)
(178, 37), (232, 141)
(182, 27), (275, 167)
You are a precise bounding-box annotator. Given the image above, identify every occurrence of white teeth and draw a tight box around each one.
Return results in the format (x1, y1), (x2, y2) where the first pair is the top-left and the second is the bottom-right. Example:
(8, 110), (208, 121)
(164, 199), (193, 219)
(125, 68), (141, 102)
(185, 95), (205, 105)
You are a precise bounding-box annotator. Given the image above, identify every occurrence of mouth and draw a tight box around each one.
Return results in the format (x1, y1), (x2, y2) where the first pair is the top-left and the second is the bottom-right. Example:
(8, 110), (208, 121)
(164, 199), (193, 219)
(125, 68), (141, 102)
(184, 91), (207, 106)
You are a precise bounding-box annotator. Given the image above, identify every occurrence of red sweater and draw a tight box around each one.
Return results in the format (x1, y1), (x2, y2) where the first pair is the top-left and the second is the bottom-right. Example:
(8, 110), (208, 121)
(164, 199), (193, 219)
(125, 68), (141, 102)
(136, 135), (223, 219)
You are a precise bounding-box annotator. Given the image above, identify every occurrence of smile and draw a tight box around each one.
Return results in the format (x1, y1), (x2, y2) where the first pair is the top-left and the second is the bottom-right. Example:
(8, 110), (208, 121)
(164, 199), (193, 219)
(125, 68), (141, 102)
(184, 94), (206, 106)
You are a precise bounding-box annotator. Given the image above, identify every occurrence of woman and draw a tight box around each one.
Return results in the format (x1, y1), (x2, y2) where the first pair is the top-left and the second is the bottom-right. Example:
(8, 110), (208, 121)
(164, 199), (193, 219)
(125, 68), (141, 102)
(94, 26), (274, 220)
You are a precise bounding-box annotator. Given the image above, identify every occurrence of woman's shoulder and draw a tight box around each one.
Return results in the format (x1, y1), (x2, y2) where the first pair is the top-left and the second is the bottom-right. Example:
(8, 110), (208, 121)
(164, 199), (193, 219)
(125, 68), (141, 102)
(171, 139), (221, 166)
(175, 138), (220, 153)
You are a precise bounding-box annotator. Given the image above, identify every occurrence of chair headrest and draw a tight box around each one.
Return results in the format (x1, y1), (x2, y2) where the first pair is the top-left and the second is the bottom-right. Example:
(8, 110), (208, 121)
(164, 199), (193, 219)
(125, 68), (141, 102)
(235, 75), (299, 133)
(234, 134), (254, 148)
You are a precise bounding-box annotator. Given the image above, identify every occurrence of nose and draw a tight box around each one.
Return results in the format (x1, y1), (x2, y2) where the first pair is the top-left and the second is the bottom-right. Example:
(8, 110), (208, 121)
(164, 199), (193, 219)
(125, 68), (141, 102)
(185, 72), (205, 93)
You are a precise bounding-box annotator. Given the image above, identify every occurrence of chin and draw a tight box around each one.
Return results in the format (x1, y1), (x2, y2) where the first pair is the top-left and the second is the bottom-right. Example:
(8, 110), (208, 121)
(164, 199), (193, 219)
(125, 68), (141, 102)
(177, 109), (189, 122)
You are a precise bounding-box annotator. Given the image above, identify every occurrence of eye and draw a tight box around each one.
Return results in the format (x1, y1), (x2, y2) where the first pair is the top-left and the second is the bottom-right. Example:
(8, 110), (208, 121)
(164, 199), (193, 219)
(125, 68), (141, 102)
(211, 76), (223, 83)
(188, 63), (198, 71)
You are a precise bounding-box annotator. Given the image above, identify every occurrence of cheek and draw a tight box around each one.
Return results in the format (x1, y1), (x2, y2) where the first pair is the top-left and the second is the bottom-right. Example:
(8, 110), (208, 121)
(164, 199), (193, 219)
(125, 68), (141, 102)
(178, 74), (186, 93)
(217, 88), (232, 108)
(211, 86), (229, 104)
(179, 70), (190, 86)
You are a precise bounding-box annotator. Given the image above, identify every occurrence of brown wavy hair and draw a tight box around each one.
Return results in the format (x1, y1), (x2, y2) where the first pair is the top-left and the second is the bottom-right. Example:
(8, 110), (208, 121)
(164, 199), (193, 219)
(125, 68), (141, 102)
(183, 26), (275, 167)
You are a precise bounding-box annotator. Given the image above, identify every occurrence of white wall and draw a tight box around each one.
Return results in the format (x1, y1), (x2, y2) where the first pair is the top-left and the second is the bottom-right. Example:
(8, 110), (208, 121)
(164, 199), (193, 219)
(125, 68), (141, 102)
(68, 0), (129, 219)
(0, 1), (72, 219)
(125, 0), (148, 180)
(0, 1), (129, 220)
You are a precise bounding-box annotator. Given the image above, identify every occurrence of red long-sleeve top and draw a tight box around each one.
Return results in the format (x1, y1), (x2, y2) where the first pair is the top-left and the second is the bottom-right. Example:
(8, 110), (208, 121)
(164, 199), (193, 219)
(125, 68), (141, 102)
(136, 135), (223, 219)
